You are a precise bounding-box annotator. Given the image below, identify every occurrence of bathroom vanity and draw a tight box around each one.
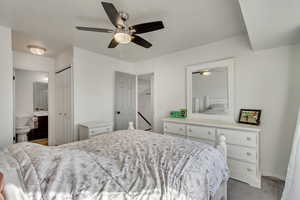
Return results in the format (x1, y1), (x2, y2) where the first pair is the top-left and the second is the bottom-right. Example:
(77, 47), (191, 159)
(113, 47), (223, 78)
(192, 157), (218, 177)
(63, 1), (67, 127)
(28, 114), (48, 141)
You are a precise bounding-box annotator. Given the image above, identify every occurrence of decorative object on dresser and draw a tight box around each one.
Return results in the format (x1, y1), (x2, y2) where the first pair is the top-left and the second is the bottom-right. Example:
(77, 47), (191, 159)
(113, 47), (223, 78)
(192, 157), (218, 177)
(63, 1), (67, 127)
(238, 109), (262, 125)
(79, 121), (113, 140)
(170, 108), (187, 118)
(163, 118), (261, 188)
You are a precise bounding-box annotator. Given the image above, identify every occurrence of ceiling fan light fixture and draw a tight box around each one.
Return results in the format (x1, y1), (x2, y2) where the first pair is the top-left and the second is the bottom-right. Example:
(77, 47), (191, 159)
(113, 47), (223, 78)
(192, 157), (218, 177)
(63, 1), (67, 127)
(114, 32), (131, 44)
(76, 2), (164, 48)
(200, 71), (211, 76)
(27, 45), (46, 56)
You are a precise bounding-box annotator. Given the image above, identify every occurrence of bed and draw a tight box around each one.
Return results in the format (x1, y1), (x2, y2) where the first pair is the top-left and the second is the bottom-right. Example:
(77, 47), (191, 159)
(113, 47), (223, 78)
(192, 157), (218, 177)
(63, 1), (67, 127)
(0, 125), (229, 200)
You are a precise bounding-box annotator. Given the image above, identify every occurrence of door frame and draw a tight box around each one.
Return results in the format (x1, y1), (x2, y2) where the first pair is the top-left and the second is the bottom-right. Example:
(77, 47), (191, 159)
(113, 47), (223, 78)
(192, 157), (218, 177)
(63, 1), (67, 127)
(136, 73), (154, 131)
(114, 71), (155, 131)
(13, 67), (54, 145)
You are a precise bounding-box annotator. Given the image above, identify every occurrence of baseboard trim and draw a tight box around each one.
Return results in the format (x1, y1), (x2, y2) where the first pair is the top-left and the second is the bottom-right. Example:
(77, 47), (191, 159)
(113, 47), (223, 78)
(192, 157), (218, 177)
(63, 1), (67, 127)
(262, 172), (286, 181)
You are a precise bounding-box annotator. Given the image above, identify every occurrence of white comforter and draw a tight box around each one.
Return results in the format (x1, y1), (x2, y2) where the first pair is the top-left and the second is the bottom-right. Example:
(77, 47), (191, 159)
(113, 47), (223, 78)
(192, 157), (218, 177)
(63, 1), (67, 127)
(1, 130), (229, 200)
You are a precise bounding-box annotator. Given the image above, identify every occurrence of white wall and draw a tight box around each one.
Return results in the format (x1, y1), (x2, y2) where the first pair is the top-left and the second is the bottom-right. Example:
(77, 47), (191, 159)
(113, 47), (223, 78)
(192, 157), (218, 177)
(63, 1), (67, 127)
(13, 51), (55, 71)
(13, 51), (55, 145)
(133, 34), (297, 180)
(73, 47), (134, 138)
(55, 48), (73, 71)
(280, 43), (300, 200)
(0, 26), (13, 149)
(15, 69), (48, 116)
(289, 44), (300, 119)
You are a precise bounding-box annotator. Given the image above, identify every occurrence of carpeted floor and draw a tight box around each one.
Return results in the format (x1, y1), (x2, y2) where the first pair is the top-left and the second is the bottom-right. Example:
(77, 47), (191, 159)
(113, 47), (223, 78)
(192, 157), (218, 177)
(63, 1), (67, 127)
(228, 177), (284, 200)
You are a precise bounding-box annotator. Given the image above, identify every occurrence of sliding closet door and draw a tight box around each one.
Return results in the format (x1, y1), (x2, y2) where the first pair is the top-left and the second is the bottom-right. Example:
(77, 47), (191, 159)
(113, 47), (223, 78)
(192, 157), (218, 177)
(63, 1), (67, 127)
(55, 67), (73, 145)
(55, 72), (64, 145)
(62, 68), (73, 143)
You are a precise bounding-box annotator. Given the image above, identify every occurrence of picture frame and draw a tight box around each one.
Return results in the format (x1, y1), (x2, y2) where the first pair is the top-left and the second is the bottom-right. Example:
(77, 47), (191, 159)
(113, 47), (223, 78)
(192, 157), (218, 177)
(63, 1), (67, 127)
(238, 109), (261, 125)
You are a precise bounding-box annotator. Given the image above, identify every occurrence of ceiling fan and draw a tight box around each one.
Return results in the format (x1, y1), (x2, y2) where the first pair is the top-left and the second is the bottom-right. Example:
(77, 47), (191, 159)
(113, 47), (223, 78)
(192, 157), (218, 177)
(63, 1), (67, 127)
(76, 1), (165, 49)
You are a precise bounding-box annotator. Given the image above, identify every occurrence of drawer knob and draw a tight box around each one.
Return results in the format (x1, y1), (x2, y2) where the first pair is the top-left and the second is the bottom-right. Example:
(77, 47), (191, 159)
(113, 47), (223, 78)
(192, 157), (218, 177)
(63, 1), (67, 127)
(208, 131), (211, 135)
(179, 128), (183, 131)
(246, 137), (251, 141)
(246, 152), (252, 156)
(247, 168), (252, 172)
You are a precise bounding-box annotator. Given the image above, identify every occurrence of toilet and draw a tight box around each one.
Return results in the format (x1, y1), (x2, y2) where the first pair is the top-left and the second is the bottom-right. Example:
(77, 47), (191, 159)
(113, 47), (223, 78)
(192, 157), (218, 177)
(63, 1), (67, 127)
(16, 116), (32, 143)
(16, 126), (31, 142)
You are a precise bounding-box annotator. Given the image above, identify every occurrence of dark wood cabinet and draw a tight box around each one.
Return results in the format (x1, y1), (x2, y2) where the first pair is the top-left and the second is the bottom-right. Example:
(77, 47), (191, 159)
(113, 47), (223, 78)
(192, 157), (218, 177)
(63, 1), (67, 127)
(28, 116), (48, 141)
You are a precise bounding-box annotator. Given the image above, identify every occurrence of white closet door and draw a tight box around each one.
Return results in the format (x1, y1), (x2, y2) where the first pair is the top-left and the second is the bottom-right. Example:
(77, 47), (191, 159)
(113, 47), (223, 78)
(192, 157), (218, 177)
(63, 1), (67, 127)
(64, 69), (73, 143)
(55, 72), (64, 145)
(55, 68), (73, 145)
(62, 70), (67, 144)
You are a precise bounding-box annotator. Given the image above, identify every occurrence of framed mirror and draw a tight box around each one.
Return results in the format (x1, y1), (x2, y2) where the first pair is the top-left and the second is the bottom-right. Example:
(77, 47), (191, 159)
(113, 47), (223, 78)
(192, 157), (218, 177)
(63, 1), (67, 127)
(33, 82), (48, 111)
(186, 58), (234, 121)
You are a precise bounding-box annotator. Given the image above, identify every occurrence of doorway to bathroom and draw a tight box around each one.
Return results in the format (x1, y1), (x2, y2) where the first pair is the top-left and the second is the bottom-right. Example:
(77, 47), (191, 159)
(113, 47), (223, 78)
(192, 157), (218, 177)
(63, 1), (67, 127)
(137, 73), (154, 131)
(14, 69), (49, 145)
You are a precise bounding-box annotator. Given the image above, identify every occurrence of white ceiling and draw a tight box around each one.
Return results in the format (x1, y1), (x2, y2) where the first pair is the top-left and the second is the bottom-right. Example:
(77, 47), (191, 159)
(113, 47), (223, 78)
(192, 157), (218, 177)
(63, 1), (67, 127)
(239, 0), (300, 50)
(0, 0), (245, 62)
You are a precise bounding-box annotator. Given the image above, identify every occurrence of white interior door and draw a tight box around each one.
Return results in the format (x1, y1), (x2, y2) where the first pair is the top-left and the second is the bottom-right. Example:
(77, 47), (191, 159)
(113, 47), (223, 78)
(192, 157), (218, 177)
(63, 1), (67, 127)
(55, 67), (73, 145)
(63, 68), (73, 143)
(115, 71), (136, 130)
(55, 71), (64, 145)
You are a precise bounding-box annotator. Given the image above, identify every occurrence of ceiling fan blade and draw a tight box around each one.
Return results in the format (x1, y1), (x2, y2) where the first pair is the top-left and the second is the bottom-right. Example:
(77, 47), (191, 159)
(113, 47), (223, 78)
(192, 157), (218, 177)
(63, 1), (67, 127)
(131, 35), (152, 48)
(101, 2), (120, 27)
(76, 26), (114, 33)
(130, 21), (164, 34)
(108, 38), (119, 48)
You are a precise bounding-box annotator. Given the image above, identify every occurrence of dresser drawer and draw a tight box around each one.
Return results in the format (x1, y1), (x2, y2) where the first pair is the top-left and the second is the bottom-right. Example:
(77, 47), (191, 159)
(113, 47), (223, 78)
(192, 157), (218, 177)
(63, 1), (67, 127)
(89, 126), (113, 136)
(164, 122), (186, 136)
(227, 145), (257, 163)
(188, 137), (215, 146)
(187, 125), (215, 141)
(228, 159), (257, 183)
(165, 132), (186, 139)
(218, 129), (257, 148)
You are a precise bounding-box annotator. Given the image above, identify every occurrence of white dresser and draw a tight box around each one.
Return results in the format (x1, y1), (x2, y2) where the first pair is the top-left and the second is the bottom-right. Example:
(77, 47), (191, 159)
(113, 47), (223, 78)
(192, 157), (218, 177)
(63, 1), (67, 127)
(79, 121), (113, 140)
(163, 118), (261, 188)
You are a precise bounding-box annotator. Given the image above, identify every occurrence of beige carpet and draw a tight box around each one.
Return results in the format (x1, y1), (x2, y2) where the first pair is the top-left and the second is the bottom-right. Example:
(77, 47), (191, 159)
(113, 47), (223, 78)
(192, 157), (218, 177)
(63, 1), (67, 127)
(228, 177), (284, 200)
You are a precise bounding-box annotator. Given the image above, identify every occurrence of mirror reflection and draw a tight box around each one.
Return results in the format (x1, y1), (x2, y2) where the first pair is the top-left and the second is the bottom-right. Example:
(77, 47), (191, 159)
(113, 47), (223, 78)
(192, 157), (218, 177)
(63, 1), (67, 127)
(33, 82), (48, 111)
(192, 67), (228, 114)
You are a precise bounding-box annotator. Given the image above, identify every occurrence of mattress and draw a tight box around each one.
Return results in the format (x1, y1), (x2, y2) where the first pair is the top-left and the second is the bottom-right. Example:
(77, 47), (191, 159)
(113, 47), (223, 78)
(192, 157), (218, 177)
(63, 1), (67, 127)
(0, 130), (229, 200)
